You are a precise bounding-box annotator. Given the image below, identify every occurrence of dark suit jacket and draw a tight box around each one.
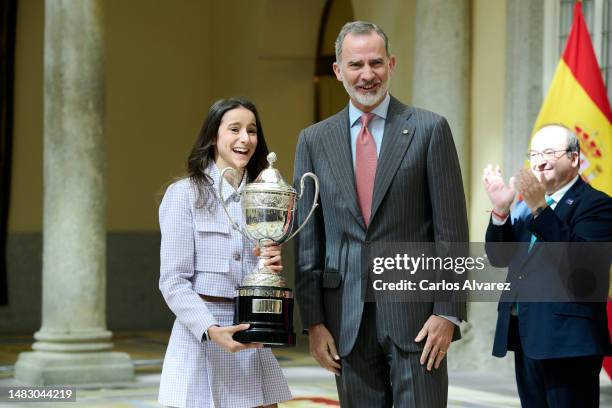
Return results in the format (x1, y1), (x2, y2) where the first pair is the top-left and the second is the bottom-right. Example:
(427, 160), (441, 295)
(293, 96), (468, 356)
(486, 177), (612, 359)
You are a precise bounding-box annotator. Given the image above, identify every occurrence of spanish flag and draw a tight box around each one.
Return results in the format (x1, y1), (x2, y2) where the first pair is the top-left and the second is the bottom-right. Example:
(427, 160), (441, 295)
(532, 1), (612, 377)
(532, 1), (611, 191)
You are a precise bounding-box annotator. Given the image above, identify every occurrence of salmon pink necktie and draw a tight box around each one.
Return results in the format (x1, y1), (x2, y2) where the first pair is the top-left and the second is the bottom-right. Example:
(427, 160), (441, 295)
(355, 112), (377, 226)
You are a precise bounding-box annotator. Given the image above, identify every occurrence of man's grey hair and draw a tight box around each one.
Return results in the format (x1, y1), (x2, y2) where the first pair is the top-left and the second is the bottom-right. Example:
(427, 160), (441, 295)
(537, 123), (580, 156)
(335, 21), (390, 63)
(566, 130), (580, 155)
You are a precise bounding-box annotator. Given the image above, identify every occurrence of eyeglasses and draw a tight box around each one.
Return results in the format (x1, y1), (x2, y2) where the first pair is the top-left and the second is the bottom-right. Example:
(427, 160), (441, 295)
(525, 149), (572, 162)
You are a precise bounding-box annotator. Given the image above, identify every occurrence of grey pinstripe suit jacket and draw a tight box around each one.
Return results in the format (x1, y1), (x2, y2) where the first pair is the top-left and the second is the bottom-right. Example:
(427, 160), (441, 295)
(293, 96), (469, 356)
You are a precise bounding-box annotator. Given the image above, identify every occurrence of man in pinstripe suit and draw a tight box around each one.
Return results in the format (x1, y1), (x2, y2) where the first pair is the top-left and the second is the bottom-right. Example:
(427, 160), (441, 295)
(293, 21), (468, 407)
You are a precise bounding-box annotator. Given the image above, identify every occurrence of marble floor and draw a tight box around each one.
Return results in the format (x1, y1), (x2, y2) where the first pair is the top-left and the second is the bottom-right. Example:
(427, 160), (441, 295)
(0, 332), (610, 407)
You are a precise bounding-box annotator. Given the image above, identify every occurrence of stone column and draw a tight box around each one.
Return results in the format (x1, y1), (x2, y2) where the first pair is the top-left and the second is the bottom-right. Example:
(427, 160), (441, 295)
(411, 0), (505, 372)
(503, 0), (544, 177)
(445, 0), (544, 374)
(411, 0), (471, 197)
(14, 0), (134, 385)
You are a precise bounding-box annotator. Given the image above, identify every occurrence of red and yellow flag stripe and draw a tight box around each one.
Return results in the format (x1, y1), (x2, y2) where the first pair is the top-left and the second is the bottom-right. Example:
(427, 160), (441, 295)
(532, 1), (612, 195)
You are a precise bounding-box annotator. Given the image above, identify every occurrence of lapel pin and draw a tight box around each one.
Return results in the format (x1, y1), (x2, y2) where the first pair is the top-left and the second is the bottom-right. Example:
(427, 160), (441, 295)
(402, 129), (409, 134)
(565, 198), (574, 205)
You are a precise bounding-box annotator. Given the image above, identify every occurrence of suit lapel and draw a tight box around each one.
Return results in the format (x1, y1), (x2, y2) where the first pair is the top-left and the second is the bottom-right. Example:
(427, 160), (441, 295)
(321, 108), (365, 229)
(370, 97), (415, 224)
(551, 177), (584, 223)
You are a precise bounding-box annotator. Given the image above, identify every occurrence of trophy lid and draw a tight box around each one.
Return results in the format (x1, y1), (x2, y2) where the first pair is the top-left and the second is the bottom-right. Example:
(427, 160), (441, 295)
(245, 152), (296, 195)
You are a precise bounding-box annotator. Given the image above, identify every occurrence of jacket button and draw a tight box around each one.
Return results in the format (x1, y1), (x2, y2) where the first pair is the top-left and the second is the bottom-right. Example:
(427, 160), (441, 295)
(233, 252), (241, 261)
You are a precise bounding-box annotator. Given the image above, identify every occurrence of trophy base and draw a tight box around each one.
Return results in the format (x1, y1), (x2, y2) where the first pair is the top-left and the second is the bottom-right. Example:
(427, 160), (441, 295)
(232, 327), (295, 347)
(233, 286), (296, 348)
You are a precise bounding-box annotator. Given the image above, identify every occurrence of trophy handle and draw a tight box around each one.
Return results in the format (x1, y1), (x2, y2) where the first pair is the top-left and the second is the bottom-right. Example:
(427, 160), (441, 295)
(286, 172), (319, 242)
(218, 167), (251, 240)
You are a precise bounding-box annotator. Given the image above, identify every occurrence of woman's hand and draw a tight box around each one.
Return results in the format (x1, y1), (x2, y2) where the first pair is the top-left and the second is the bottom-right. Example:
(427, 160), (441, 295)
(207, 324), (263, 353)
(253, 242), (283, 273)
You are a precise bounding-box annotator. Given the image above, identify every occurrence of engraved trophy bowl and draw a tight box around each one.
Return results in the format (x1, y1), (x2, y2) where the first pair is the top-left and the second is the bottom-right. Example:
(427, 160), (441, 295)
(219, 152), (319, 347)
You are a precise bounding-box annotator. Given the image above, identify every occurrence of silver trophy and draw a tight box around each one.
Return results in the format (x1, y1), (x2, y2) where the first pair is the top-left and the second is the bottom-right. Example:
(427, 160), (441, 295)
(218, 152), (319, 346)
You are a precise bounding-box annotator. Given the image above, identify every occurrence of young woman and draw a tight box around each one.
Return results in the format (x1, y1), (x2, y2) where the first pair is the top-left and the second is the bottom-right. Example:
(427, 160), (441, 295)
(158, 98), (291, 408)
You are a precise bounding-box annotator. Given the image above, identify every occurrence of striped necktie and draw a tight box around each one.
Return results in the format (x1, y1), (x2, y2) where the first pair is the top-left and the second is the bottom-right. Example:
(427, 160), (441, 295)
(528, 196), (555, 252)
(355, 113), (377, 226)
(514, 196), (556, 316)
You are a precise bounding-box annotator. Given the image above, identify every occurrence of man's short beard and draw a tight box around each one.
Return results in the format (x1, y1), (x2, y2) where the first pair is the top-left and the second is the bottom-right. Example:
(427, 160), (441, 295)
(343, 78), (390, 109)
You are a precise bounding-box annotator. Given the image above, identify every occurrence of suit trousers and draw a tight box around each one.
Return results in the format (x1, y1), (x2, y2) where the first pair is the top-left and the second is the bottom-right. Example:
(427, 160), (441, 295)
(509, 317), (603, 408)
(335, 303), (448, 408)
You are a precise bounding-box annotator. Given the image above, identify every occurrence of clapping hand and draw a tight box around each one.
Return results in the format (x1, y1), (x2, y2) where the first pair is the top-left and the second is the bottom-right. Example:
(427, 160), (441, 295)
(512, 169), (547, 213)
(482, 164), (516, 214)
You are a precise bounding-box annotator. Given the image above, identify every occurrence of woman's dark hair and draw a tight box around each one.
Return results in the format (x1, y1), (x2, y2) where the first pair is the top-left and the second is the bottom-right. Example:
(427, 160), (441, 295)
(187, 97), (270, 209)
